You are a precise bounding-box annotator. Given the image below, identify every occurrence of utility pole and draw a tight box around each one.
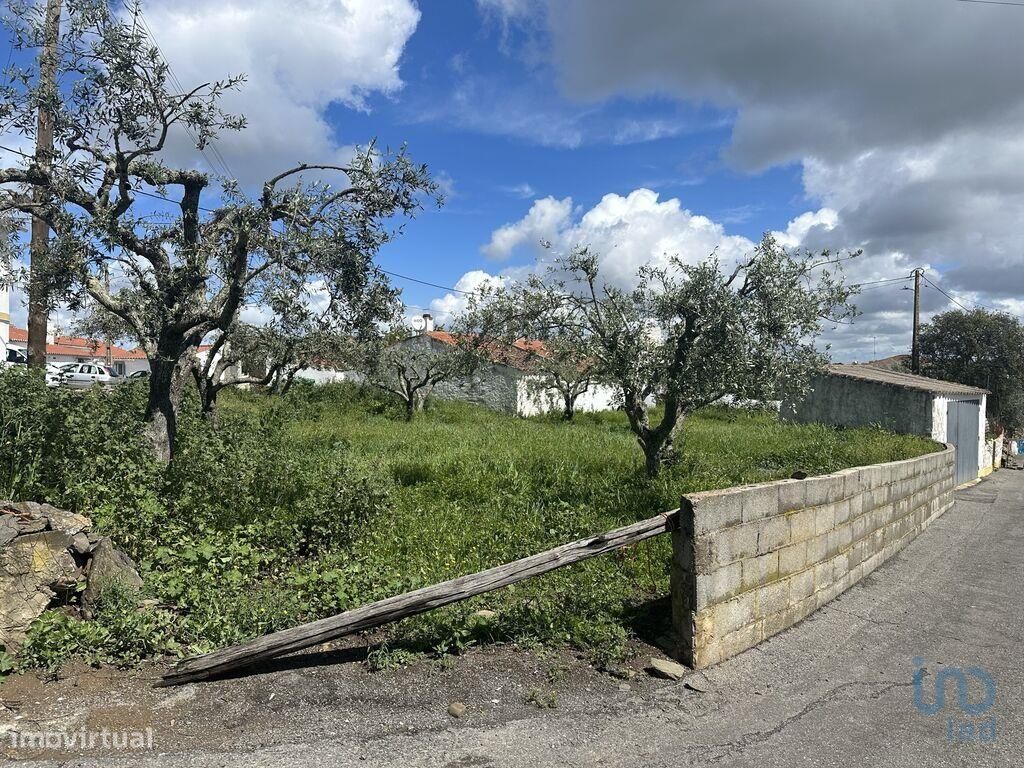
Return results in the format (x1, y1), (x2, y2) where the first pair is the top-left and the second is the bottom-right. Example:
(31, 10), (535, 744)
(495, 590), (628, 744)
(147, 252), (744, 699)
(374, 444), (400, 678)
(26, 0), (62, 370)
(911, 268), (922, 374)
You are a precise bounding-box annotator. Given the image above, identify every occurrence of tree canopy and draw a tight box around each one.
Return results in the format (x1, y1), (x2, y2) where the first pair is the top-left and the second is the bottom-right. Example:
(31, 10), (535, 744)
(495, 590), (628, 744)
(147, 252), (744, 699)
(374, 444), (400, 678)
(0, 0), (437, 459)
(468, 236), (856, 476)
(919, 309), (1024, 435)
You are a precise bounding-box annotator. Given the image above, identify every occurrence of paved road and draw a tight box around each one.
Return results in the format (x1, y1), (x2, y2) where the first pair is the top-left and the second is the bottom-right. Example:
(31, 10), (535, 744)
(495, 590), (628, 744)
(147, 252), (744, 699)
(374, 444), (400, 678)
(14, 469), (1024, 767)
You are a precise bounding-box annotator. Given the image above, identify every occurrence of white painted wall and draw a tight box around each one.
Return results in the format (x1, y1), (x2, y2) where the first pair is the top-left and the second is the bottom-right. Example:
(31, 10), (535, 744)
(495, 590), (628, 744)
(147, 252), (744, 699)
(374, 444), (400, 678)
(515, 377), (619, 418)
(294, 367), (364, 385)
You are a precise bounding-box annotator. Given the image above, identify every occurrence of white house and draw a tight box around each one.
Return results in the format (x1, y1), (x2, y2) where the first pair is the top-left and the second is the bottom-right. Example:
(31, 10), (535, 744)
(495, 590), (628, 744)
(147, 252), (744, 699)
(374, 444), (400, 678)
(784, 363), (989, 485)
(398, 314), (619, 418)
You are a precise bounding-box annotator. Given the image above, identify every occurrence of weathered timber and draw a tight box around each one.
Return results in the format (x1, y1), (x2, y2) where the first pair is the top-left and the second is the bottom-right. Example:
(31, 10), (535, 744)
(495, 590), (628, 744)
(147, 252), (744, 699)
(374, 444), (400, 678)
(159, 510), (677, 686)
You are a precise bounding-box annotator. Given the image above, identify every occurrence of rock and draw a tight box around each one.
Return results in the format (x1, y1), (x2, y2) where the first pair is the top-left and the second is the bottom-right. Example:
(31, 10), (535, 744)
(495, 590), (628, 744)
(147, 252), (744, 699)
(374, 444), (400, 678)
(647, 657), (688, 681)
(80, 538), (143, 615)
(0, 531), (80, 650)
(0, 516), (17, 548)
(70, 533), (92, 555)
(604, 664), (635, 680)
(447, 702), (467, 718)
(617, 682), (632, 692)
(43, 508), (91, 536)
(684, 673), (712, 693)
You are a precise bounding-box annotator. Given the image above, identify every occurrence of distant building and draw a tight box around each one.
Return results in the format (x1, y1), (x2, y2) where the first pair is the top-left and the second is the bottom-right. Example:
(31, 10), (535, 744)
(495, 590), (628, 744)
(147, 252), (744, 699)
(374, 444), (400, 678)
(784, 363), (989, 485)
(395, 314), (619, 418)
(5, 325), (149, 375)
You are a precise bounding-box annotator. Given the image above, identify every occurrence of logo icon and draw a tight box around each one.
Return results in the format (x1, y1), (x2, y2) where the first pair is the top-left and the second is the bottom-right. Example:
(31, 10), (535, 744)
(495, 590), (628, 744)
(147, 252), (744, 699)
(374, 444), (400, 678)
(912, 657), (996, 743)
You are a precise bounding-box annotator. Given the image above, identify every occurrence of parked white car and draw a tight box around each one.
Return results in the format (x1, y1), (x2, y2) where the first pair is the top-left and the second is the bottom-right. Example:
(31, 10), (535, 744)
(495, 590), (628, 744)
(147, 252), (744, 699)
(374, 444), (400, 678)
(46, 362), (119, 389)
(2, 346), (27, 368)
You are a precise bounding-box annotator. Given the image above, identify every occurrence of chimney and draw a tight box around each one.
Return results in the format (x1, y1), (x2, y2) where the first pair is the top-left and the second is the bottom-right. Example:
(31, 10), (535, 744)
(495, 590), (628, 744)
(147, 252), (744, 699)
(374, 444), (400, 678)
(422, 313), (435, 333)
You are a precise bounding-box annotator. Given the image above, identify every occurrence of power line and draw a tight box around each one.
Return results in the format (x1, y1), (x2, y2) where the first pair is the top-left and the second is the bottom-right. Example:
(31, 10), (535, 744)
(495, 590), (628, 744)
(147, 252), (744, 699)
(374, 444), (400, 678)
(133, 5), (236, 181)
(956, 0), (1024, 7)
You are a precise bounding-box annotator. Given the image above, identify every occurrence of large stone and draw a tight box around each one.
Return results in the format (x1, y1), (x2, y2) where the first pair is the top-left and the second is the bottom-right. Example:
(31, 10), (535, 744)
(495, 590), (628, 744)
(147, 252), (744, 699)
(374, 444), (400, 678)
(81, 538), (144, 615)
(647, 657), (688, 681)
(0, 530), (81, 650)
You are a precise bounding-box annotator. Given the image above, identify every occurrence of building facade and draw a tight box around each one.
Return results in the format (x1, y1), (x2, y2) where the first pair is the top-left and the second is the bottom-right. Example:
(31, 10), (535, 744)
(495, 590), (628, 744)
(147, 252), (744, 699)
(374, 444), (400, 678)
(784, 363), (989, 485)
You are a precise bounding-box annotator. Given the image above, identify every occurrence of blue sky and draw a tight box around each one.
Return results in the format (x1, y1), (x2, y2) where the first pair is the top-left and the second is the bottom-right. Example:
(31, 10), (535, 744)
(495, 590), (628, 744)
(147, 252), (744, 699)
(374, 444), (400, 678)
(347, 0), (807, 312)
(6, 0), (1024, 361)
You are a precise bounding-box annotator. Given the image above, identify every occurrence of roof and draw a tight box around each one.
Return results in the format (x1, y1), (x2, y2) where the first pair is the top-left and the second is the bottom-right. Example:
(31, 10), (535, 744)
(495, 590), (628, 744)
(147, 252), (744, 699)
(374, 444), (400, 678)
(825, 363), (989, 397)
(423, 330), (552, 372)
(7, 325), (144, 361)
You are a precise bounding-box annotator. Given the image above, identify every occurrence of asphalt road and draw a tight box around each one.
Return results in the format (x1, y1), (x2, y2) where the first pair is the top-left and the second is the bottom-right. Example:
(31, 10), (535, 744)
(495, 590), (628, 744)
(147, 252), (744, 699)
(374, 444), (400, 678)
(10, 469), (1024, 767)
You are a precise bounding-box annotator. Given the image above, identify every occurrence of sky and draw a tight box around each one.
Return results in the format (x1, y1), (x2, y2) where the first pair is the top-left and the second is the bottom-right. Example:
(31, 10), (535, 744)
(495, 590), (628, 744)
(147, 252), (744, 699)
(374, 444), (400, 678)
(5, 0), (1024, 361)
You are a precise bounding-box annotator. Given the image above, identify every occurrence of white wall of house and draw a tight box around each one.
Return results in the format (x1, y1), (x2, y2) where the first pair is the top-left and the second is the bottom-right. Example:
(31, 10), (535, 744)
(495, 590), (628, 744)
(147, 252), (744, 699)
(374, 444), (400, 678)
(294, 367), (364, 385)
(0, 284), (9, 349)
(515, 376), (619, 418)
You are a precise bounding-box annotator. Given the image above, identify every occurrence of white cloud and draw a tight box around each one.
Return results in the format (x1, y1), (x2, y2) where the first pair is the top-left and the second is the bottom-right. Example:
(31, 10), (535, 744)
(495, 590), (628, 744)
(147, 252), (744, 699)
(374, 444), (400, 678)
(482, 196), (573, 260)
(428, 270), (510, 323)
(500, 182), (537, 199)
(480, 0), (1024, 358)
(141, 0), (421, 185)
(481, 188), (768, 285)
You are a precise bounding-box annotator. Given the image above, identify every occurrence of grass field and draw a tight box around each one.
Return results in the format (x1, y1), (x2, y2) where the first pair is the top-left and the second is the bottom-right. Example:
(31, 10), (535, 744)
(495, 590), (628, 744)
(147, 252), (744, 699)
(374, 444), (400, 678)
(201, 385), (938, 666)
(0, 374), (939, 670)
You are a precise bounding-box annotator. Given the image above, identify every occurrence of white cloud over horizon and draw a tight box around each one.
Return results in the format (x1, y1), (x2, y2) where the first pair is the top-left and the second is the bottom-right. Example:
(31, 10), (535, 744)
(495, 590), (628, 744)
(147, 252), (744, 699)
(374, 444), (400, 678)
(141, 0), (421, 185)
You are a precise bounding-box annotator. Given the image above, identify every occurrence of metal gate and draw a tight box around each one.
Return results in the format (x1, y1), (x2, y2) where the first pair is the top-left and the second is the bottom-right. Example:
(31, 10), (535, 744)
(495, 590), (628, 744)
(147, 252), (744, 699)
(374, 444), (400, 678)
(946, 398), (980, 485)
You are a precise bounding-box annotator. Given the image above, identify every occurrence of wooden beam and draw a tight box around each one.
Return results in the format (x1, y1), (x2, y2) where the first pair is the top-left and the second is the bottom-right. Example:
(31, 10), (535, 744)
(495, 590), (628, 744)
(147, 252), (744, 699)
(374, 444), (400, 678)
(159, 510), (677, 686)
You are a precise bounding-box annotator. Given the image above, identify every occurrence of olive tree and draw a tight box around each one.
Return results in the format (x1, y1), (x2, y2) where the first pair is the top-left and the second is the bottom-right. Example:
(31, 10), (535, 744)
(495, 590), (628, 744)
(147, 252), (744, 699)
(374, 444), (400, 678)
(0, 0), (436, 460)
(470, 236), (856, 476)
(363, 325), (477, 421)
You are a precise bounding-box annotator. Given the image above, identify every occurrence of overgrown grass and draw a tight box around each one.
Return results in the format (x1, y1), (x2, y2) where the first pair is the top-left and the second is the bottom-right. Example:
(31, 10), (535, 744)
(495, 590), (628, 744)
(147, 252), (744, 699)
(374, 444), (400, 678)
(0, 372), (937, 671)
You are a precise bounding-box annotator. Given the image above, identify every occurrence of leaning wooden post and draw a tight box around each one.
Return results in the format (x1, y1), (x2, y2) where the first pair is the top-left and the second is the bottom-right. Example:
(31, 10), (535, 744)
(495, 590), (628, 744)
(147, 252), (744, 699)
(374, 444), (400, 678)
(159, 511), (677, 686)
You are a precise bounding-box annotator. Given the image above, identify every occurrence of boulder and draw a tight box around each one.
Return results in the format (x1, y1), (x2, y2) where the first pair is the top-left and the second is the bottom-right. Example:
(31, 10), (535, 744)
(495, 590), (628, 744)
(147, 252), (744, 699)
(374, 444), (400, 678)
(0, 501), (142, 650)
(81, 538), (144, 616)
(0, 531), (80, 650)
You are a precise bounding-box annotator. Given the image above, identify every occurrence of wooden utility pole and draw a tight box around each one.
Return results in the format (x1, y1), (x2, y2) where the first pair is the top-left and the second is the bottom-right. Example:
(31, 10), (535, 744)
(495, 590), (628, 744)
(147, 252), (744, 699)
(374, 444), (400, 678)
(911, 268), (922, 374)
(26, 0), (62, 370)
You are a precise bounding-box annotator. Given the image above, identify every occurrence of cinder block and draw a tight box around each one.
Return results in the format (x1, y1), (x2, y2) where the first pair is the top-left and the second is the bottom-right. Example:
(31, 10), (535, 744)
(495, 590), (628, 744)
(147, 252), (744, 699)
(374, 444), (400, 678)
(848, 539), (864, 568)
(833, 498), (851, 526)
(683, 490), (745, 535)
(790, 568), (815, 601)
(813, 559), (834, 589)
(841, 468), (867, 499)
(848, 491), (865, 518)
(829, 523), (853, 554)
(758, 516), (790, 554)
(763, 608), (790, 638)
(778, 541), (808, 576)
(717, 619), (764, 661)
(741, 484), (780, 523)
(789, 508), (817, 543)
(778, 480), (807, 514)
(693, 640), (721, 669)
(742, 551), (779, 592)
(695, 561), (743, 607)
(815, 504), (836, 535)
(756, 579), (791, 617)
(709, 523), (759, 567)
(712, 592), (757, 636)
(851, 514), (867, 543)
(803, 476), (832, 507)
(806, 531), (829, 564)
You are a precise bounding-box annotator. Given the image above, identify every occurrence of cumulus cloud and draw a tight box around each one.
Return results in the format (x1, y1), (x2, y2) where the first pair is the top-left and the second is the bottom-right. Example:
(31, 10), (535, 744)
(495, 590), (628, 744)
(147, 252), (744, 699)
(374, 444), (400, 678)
(141, 0), (420, 185)
(479, 0), (1024, 358)
(427, 269), (511, 323)
(481, 188), (781, 286)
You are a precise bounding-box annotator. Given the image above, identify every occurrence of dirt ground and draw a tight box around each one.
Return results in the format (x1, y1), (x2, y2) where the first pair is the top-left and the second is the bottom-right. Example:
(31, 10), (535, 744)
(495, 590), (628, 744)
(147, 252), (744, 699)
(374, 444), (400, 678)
(0, 636), (691, 762)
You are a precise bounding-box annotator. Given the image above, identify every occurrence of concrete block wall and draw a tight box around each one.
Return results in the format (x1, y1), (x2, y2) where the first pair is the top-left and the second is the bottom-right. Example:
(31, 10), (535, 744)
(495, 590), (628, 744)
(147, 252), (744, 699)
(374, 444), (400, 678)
(671, 445), (956, 668)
